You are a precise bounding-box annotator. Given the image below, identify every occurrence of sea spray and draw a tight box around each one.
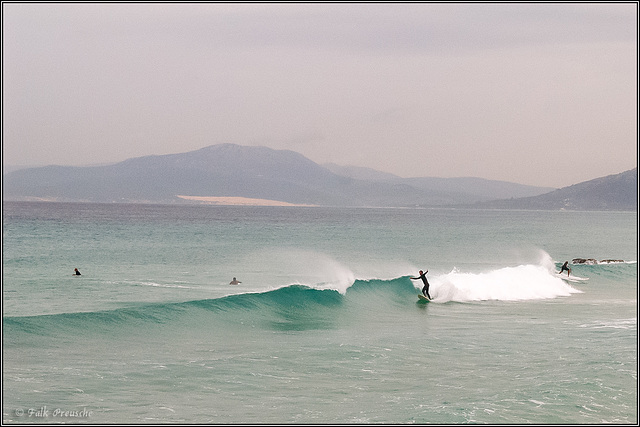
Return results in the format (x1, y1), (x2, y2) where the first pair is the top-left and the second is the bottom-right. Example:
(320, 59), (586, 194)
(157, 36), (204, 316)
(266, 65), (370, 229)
(241, 248), (356, 294)
(426, 252), (581, 302)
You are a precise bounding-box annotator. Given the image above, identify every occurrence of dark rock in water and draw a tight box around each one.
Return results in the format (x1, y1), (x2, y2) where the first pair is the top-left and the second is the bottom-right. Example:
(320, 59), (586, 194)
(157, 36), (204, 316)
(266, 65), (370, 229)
(572, 258), (598, 265)
(572, 258), (625, 264)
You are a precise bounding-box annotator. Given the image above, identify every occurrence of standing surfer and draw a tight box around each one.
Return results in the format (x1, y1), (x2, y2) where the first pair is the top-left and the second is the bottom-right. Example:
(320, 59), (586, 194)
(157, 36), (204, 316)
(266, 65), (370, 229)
(558, 261), (571, 277)
(411, 269), (432, 299)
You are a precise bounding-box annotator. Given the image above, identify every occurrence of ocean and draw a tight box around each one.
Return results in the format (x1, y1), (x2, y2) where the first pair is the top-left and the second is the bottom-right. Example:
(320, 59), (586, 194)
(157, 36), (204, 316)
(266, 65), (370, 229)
(2, 201), (637, 424)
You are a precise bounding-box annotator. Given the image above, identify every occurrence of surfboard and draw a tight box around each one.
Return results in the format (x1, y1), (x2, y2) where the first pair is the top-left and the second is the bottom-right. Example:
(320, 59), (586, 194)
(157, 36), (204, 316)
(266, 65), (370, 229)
(418, 294), (431, 302)
(557, 273), (589, 283)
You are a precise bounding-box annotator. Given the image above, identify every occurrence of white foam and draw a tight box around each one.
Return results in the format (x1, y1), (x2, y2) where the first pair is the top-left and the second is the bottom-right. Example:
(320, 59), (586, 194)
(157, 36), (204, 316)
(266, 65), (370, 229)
(428, 252), (582, 302)
(576, 318), (637, 330)
(135, 281), (196, 289)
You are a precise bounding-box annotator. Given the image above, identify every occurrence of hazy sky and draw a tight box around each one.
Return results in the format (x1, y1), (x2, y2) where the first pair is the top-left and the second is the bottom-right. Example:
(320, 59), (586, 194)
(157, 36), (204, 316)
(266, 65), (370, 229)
(2, 3), (637, 187)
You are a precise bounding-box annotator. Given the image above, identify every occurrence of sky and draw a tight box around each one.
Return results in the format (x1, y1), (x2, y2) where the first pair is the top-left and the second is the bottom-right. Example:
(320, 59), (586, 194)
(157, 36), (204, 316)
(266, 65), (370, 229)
(2, 3), (637, 188)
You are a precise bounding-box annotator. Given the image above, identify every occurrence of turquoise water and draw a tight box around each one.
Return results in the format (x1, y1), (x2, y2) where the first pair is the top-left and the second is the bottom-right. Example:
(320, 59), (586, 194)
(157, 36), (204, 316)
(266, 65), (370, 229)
(3, 202), (637, 423)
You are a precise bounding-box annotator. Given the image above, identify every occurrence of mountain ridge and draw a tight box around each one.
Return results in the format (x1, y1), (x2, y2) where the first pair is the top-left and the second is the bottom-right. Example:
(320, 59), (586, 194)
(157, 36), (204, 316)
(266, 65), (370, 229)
(2, 144), (636, 210)
(469, 167), (637, 211)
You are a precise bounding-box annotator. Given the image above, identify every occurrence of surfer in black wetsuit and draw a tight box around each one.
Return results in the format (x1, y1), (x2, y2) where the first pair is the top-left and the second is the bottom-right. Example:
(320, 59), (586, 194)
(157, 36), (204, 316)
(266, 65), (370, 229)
(411, 270), (432, 299)
(558, 261), (571, 277)
(74, 268), (81, 276)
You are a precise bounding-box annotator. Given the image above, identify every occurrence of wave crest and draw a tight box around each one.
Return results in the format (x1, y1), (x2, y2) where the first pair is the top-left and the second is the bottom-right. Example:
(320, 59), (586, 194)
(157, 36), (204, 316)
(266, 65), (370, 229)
(428, 252), (581, 302)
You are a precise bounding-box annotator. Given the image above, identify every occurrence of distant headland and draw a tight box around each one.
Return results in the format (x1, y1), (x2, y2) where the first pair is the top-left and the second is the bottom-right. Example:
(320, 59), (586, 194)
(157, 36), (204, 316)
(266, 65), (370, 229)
(3, 144), (637, 210)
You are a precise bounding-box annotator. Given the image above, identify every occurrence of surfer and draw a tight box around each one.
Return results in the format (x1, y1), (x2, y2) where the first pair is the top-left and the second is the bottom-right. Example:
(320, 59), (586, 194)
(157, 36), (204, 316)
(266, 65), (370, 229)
(229, 277), (241, 285)
(411, 270), (432, 299)
(558, 261), (571, 277)
(74, 268), (81, 276)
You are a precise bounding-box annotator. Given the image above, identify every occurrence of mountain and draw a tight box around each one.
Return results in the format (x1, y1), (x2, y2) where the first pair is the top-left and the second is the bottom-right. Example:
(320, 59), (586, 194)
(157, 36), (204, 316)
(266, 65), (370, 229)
(3, 144), (343, 205)
(471, 168), (637, 211)
(324, 164), (555, 202)
(2, 144), (636, 210)
(323, 163), (402, 182)
(2, 144), (440, 206)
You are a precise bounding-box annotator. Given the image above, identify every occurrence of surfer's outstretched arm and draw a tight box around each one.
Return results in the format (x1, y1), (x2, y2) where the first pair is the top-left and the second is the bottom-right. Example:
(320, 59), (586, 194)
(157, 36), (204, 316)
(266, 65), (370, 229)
(410, 269), (428, 281)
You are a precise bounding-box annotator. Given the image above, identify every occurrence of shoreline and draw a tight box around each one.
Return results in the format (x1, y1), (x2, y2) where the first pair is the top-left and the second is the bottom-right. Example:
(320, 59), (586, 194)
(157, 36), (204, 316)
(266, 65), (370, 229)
(176, 195), (316, 207)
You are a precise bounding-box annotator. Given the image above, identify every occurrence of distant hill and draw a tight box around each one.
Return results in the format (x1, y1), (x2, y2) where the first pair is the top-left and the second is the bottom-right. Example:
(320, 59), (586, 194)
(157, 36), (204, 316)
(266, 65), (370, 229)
(2, 144), (635, 210)
(3, 144), (346, 205)
(323, 163), (402, 182)
(2, 144), (439, 206)
(472, 168), (637, 211)
(323, 164), (555, 201)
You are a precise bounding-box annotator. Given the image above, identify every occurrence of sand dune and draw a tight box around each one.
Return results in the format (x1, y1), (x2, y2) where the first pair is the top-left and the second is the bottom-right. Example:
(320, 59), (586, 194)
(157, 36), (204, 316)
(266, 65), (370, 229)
(176, 195), (315, 207)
